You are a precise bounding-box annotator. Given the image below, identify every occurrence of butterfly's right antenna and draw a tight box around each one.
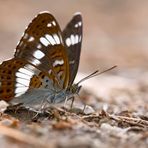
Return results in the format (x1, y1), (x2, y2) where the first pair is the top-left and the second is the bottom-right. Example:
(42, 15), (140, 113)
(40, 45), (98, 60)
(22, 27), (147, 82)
(76, 65), (117, 85)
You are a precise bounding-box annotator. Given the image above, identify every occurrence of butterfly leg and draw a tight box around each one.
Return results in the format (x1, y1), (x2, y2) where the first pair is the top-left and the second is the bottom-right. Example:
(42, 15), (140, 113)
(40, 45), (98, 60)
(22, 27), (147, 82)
(82, 104), (87, 114)
(70, 96), (75, 109)
(64, 96), (75, 109)
(32, 97), (47, 119)
(32, 110), (41, 120)
(64, 96), (69, 109)
(40, 96), (49, 109)
(76, 93), (87, 113)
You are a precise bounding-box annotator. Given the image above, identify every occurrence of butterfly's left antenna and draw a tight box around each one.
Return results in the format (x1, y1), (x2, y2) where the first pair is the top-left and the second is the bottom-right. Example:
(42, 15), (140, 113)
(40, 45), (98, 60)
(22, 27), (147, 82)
(76, 65), (117, 85)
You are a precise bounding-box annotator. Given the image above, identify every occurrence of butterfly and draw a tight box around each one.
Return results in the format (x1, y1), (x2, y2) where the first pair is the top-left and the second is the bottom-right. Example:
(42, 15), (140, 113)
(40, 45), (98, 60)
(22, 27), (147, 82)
(0, 12), (83, 107)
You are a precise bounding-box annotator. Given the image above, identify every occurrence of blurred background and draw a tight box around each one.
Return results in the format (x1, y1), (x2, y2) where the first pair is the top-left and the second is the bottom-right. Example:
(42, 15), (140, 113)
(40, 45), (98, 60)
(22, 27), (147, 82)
(1, 0), (148, 74)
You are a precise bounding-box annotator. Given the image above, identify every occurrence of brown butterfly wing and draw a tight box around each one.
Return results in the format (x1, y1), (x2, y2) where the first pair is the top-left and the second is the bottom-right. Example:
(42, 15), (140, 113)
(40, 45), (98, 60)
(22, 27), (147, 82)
(15, 12), (70, 88)
(0, 12), (70, 101)
(0, 59), (27, 101)
(62, 13), (83, 86)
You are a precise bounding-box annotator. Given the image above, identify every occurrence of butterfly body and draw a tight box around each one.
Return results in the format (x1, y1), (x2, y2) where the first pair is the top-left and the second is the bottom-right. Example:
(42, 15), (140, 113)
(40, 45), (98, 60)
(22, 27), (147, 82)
(12, 85), (81, 106)
(0, 12), (83, 106)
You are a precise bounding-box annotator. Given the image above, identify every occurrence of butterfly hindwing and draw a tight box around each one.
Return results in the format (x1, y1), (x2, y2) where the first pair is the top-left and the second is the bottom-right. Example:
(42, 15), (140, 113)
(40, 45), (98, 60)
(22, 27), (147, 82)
(0, 58), (56, 100)
(62, 13), (83, 86)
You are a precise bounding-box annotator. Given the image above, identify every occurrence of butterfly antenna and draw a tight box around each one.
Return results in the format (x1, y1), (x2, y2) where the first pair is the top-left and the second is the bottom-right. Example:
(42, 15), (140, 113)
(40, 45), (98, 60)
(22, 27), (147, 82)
(76, 70), (99, 84)
(76, 65), (117, 85)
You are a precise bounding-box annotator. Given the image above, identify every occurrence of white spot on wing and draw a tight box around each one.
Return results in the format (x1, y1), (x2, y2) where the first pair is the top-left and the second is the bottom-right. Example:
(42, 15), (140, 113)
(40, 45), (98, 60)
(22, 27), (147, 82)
(28, 36), (34, 42)
(79, 35), (82, 42)
(37, 44), (42, 49)
(48, 69), (52, 74)
(65, 38), (71, 47)
(47, 23), (52, 27)
(75, 35), (79, 44)
(52, 21), (56, 26)
(15, 87), (28, 94)
(31, 59), (41, 66)
(45, 34), (56, 45)
(23, 33), (28, 39)
(75, 24), (78, 28)
(53, 34), (60, 44)
(16, 72), (31, 80)
(15, 83), (26, 87)
(33, 50), (45, 59)
(18, 68), (34, 76)
(65, 34), (81, 47)
(24, 64), (36, 72)
(53, 59), (64, 67)
(75, 21), (82, 28)
(40, 37), (50, 46)
(71, 34), (75, 45)
(78, 21), (82, 26)
(16, 78), (30, 87)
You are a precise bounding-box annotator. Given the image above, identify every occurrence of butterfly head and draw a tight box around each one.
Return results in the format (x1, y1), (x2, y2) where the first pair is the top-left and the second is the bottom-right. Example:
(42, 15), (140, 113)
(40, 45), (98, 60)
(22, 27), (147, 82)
(67, 83), (82, 95)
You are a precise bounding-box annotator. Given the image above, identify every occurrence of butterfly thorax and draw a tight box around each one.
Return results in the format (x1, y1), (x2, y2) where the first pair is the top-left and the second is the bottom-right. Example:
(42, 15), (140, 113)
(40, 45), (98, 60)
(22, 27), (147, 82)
(67, 84), (81, 95)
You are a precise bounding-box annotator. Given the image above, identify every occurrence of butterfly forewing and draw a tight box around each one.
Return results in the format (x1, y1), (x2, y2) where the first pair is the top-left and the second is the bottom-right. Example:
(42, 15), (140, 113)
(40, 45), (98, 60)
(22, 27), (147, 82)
(15, 13), (69, 89)
(62, 13), (83, 86)
(0, 12), (70, 101)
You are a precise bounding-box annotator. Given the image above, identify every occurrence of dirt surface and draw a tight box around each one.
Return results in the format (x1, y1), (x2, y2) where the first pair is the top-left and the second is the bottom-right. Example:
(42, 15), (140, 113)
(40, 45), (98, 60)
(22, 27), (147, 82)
(0, 0), (148, 148)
